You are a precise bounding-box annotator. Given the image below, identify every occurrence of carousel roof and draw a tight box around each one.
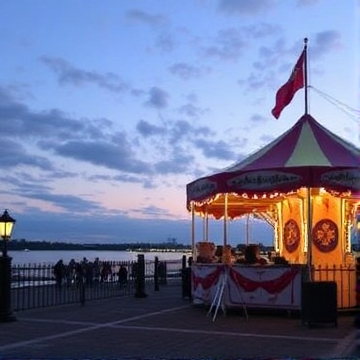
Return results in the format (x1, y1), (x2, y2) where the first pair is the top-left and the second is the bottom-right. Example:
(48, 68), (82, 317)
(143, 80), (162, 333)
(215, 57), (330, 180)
(187, 114), (360, 211)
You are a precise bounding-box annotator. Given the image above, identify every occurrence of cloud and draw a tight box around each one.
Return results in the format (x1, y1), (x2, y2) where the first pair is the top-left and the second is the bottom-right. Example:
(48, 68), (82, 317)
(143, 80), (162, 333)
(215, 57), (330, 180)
(240, 72), (276, 92)
(0, 138), (53, 170)
(136, 119), (166, 137)
(0, 84), (159, 179)
(112, 173), (146, 184)
(194, 138), (238, 161)
(199, 22), (280, 63)
(0, 89), (32, 135)
(0, 82), (223, 189)
(41, 57), (129, 93)
(50, 136), (153, 175)
(168, 62), (209, 80)
(132, 205), (172, 217)
(310, 31), (342, 59)
(238, 31), (342, 93)
(13, 206), (188, 243)
(154, 149), (195, 175)
(134, 117), (227, 177)
(250, 114), (267, 123)
(296, 0), (321, 7)
(124, 9), (168, 28)
(217, 0), (277, 15)
(125, 9), (175, 53)
(241, 23), (281, 39)
(23, 190), (103, 214)
(145, 87), (170, 109)
(155, 32), (176, 52)
(0, 173), (102, 215)
(13, 207), (273, 245)
(202, 28), (247, 61)
(168, 120), (194, 142)
(178, 103), (208, 118)
(240, 31), (342, 91)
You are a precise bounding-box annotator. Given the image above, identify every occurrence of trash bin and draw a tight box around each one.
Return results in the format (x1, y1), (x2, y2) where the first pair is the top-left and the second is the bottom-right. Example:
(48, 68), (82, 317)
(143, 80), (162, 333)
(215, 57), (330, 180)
(301, 281), (337, 327)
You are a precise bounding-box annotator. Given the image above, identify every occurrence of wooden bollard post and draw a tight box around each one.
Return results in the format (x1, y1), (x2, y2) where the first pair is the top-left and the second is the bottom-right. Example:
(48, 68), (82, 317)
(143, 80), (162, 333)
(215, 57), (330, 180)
(134, 254), (147, 298)
(181, 255), (187, 298)
(154, 256), (159, 291)
(182, 255), (186, 269)
(182, 255), (192, 299)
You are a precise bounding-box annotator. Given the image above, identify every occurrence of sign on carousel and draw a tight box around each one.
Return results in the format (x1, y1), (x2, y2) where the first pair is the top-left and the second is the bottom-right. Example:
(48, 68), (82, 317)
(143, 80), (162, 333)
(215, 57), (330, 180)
(187, 178), (217, 200)
(321, 169), (360, 190)
(227, 170), (301, 190)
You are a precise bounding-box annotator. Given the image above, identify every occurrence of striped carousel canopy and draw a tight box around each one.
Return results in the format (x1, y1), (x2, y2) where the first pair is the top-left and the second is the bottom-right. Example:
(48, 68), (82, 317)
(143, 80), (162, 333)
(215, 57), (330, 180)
(187, 114), (360, 212)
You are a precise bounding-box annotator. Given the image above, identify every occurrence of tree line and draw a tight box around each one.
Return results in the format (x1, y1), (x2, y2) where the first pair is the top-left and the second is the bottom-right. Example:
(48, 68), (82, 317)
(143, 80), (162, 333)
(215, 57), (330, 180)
(7, 239), (192, 252)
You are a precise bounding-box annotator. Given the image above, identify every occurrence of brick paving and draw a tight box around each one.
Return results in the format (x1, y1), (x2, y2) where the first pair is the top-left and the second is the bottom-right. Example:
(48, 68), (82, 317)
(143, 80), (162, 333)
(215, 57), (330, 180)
(0, 284), (358, 359)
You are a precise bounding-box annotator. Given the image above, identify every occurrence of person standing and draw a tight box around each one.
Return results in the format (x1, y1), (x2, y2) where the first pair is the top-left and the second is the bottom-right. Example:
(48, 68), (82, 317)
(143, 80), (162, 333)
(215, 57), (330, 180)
(118, 265), (128, 286)
(53, 259), (65, 289)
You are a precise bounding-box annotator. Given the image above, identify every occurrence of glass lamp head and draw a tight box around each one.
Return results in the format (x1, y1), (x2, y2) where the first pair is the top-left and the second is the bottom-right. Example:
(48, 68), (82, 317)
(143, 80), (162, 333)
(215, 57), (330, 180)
(0, 210), (16, 240)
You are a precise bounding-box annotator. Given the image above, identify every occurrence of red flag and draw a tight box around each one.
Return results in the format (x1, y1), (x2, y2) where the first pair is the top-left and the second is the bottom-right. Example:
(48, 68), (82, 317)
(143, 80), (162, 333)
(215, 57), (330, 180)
(271, 50), (305, 119)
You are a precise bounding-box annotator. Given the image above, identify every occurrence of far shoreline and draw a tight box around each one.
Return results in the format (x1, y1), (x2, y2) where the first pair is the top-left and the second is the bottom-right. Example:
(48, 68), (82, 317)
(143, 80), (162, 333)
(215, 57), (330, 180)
(8, 239), (192, 253)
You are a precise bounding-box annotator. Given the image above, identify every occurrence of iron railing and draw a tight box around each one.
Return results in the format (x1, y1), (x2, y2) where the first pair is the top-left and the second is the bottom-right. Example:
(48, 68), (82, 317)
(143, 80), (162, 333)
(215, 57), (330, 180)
(11, 260), (355, 312)
(11, 258), (183, 311)
(311, 263), (357, 309)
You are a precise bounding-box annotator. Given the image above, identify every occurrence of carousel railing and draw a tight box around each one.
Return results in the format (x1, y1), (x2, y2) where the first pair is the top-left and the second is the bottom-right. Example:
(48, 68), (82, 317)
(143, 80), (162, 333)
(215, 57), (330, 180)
(311, 263), (357, 309)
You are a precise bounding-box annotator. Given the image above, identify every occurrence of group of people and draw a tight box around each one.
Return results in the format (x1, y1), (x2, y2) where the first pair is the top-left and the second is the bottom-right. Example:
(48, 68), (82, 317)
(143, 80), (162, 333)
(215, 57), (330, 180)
(53, 257), (129, 288)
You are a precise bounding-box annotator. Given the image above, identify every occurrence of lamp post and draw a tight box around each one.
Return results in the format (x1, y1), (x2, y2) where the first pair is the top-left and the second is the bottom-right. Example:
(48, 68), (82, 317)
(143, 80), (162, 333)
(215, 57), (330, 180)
(357, 214), (360, 249)
(0, 209), (16, 322)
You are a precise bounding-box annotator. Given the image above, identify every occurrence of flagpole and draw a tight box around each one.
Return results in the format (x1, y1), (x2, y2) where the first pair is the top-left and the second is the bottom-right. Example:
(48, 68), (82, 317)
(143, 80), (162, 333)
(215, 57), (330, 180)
(304, 37), (308, 115)
(303, 37), (312, 280)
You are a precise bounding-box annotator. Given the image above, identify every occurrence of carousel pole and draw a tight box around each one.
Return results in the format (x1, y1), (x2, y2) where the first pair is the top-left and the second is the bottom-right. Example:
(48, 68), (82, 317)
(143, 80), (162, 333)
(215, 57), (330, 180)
(246, 213), (250, 245)
(306, 188), (313, 281)
(204, 209), (209, 241)
(191, 202), (196, 259)
(223, 194), (228, 247)
(304, 37), (309, 115)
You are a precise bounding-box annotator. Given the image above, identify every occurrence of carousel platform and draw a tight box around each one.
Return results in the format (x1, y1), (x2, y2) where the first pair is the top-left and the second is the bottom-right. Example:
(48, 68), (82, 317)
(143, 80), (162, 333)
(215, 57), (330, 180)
(0, 284), (359, 360)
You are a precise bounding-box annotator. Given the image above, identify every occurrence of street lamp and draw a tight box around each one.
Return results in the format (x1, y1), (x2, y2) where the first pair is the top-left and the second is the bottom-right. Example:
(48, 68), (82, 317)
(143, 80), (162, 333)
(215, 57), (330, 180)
(0, 209), (16, 322)
(357, 214), (360, 250)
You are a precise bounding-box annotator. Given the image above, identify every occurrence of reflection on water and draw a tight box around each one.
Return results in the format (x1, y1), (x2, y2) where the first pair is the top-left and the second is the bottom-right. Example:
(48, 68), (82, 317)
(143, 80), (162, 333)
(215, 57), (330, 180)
(9, 249), (190, 265)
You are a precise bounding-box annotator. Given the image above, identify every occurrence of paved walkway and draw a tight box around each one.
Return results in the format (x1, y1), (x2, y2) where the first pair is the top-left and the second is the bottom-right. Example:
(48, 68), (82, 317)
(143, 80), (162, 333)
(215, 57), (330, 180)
(0, 284), (358, 359)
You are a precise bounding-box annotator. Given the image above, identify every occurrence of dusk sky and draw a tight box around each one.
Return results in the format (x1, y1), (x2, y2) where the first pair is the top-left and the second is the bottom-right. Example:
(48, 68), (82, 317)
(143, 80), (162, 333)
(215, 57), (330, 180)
(0, 0), (359, 246)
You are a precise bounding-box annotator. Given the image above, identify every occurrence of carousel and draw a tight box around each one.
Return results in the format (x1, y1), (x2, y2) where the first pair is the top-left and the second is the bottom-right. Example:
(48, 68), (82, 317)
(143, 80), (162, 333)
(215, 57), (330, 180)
(186, 113), (360, 310)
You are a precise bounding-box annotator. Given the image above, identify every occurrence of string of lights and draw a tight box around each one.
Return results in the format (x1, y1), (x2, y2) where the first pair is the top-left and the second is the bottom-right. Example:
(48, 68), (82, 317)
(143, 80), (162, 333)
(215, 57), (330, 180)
(309, 86), (360, 124)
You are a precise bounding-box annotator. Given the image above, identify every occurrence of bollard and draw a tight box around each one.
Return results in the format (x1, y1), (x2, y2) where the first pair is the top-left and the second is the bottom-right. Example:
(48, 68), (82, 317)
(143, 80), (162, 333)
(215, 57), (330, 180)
(182, 256), (192, 299)
(158, 261), (167, 285)
(79, 280), (85, 306)
(163, 261), (167, 285)
(0, 256), (16, 321)
(181, 255), (187, 298)
(134, 254), (147, 298)
(182, 255), (186, 269)
(154, 256), (159, 291)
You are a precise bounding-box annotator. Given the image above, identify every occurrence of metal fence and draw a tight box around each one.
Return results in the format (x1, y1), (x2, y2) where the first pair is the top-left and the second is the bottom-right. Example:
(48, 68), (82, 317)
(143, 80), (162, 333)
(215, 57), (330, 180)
(13, 260), (353, 312)
(11, 258), (184, 312)
(311, 263), (357, 309)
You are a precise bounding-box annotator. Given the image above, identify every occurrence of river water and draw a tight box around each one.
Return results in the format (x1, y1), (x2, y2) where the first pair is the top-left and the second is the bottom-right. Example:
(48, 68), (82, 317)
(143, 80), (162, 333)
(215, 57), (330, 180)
(8, 249), (191, 265)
